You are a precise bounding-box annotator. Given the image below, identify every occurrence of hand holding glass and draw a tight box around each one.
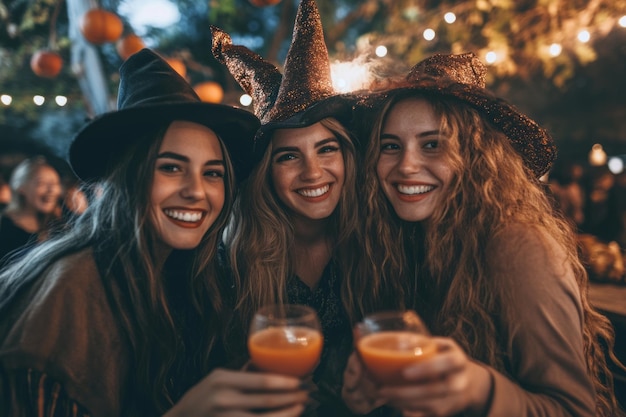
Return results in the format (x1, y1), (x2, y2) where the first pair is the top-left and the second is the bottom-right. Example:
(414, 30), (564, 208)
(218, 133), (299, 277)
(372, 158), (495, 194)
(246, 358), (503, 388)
(248, 304), (323, 378)
(355, 310), (436, 385)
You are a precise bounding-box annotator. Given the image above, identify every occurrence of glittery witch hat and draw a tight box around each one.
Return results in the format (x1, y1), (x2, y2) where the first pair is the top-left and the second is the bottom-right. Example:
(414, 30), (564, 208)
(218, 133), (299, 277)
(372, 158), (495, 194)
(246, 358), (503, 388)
(360, 52), (556, 177)
(211, 0), (353, 156)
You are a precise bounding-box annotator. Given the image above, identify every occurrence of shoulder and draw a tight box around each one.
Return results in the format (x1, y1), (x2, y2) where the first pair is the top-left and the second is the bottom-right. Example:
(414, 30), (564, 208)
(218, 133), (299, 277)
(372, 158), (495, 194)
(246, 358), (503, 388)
(485, 223), (579, 301)
(0, 247), (131, 417)
(486, 223), (570, 275)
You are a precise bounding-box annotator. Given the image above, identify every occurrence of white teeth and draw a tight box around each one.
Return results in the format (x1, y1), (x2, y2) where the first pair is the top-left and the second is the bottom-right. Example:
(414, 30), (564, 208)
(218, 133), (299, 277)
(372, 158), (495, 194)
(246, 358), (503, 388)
(298, 184), (330, 197)
(164, 209), (203, 222)
(396, 184), (434, 195)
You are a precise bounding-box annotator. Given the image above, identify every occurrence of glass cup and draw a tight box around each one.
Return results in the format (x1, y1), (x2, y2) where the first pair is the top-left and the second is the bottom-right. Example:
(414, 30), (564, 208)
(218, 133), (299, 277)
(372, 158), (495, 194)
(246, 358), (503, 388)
(355, 310), (435, 385)
(248, 304), (324, 378)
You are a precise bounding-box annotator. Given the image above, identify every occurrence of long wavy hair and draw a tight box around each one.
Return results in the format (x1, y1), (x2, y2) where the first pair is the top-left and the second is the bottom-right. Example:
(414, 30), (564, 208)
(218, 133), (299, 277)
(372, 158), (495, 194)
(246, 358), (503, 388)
(352, 90), (621, 417)
(0, 123), (237, 413)
(226, 117), (361, 341)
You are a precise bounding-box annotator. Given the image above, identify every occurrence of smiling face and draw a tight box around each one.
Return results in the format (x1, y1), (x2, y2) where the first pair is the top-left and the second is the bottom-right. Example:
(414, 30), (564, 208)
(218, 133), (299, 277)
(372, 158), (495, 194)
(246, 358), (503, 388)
(376, 97), (454, 224)
(150, 120), (226, 253)
(270, 122), (345, 222)
(19, 165), (61, 215)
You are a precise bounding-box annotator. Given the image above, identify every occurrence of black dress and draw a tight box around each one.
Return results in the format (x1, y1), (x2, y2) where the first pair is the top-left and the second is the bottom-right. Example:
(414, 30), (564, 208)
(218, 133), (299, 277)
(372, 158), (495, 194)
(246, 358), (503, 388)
(0, 215), (37, 268)
(286, 261), (356, 416)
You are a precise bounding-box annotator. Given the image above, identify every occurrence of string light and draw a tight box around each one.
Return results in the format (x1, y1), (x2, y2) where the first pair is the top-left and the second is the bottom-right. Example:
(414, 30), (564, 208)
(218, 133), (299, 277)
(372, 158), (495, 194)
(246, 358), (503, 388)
(33, 95), (45, 106)
(577, 30), (591, 43)
(0, 95), (11, 105)
(485, 51), (498, 64)
(55, 95), (68, 106)
(619, 16), (626, 27)
(444, 12), (456, 24)
(423, 28), (436, 41)
(375, 45), (387, 57)
(608, 157), (624, 175)
(549, 43), (562, 57)
(589, 143), (607, 166)
(239, 94), (252, 107)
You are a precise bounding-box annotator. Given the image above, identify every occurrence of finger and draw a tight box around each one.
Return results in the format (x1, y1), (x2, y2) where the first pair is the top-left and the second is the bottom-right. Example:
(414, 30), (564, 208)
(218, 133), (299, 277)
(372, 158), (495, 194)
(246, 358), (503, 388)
(211, 389), (309, 411)
(402, 340), (466, 382)
(258, 403), (306, 417)
(208, 369), (303, 392)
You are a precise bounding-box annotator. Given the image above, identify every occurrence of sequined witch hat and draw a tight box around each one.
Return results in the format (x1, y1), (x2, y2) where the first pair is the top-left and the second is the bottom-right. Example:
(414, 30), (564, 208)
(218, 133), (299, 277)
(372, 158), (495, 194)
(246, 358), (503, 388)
(361, 53), (556, 177)
(211, 0), (353, 155)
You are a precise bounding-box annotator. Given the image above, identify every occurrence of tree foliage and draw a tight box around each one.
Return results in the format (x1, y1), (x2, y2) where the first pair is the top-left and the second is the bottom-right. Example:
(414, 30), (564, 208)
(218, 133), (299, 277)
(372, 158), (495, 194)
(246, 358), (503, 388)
(1, 0), (626, 157)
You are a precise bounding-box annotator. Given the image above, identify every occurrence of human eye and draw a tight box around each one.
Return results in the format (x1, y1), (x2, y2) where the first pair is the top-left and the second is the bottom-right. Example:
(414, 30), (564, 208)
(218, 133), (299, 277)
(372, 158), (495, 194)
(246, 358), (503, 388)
(156, 162), (181, 173)
(380, 140), (400, 152)
(275, 153), (297, 163)
(424, 140), (439, 149)
(204, 169), (225, 178)
(319, 144), (340, 154)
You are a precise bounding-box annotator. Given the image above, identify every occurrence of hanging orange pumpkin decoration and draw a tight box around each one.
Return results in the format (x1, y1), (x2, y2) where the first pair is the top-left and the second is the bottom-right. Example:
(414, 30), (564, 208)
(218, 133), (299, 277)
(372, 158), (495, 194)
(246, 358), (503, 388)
(116, 34), (145, 60)
(249, 0), (282, 6)
(30, 50), (63, 78)
(194, 81), (224, 103)
(165, 58), (187, 78)
(79, 9), (124, 45)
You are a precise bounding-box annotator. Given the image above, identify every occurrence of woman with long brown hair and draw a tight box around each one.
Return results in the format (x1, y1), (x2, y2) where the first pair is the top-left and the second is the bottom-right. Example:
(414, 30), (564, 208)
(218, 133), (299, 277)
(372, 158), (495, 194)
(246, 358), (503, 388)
(0, 49), (310, 417)
(211, 0), (362, 412)
(342, 53), (623, 416)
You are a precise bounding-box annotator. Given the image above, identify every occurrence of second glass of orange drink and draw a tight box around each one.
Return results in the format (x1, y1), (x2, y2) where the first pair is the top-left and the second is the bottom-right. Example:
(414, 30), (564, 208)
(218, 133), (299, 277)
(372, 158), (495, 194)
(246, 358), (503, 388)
(248, 304), (323, 378)
(355, 310), (436, 385)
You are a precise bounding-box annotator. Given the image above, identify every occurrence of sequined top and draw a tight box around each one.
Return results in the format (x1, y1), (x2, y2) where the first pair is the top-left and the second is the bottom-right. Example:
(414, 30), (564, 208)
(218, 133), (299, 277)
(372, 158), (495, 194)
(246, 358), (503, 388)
(286, 261), (357, 416)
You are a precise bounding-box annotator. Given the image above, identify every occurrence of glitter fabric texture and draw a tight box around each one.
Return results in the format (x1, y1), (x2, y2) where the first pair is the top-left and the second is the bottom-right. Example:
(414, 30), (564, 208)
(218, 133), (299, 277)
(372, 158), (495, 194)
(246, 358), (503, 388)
(361, 52), (557, 178)
(211, 0), (335, 125)
(210, 26), (282, 124)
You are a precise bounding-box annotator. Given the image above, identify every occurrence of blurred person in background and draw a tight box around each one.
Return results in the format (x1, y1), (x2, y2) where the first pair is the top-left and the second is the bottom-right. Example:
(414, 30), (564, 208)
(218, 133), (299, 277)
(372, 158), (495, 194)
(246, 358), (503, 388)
(549, 160), (586, 229)
(582, 165), (622, 244)
(0, 156), (62, 265)
(0, 167), (12, 212)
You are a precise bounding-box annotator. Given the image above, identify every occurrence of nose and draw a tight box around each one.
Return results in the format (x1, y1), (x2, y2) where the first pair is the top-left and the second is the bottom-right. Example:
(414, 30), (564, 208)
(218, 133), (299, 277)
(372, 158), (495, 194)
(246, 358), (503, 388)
(397, 149), (422, 175)
(300, 156), (323, 181)
(181, 172), (204, 200)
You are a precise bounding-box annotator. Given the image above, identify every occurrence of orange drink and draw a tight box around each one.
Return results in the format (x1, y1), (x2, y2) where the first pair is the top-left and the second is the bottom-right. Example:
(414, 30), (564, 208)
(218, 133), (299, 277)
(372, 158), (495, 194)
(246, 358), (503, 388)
(248, 325), (323, 377)
(357, 330), (436, 385)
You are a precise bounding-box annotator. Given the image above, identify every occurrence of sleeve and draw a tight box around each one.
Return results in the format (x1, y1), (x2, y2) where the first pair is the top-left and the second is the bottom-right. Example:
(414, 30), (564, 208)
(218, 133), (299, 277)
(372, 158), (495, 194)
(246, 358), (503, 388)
(0, 251), (131, 417)
(0, 367), (91, 417)
(482, 224), (596, 417)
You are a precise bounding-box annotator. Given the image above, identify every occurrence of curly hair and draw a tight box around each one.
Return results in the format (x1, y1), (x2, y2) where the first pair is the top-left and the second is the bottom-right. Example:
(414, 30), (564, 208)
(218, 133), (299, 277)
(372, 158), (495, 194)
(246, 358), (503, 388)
(0, 123), (237, 413)
(353, 90), (621, 417)
(226, 117), (361, 339)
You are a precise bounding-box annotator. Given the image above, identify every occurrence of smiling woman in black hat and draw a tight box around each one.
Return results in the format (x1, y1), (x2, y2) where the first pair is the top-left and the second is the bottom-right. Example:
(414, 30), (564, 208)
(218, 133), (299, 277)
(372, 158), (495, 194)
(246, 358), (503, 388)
(341, 53), (623, 416)
(211, 0), (362, 413)
(0, 49), (310, 417)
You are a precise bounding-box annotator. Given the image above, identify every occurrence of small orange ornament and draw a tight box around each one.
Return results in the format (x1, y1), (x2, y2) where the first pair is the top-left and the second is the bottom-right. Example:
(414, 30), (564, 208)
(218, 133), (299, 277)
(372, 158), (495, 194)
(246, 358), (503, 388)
(249, 0), (282, 6)
(30, 50), (63, 78)
(79, 9), (124, 45)
(116, 34), (145, 60)
(165, 58), (187, 78)
(194, 81), (224, 103)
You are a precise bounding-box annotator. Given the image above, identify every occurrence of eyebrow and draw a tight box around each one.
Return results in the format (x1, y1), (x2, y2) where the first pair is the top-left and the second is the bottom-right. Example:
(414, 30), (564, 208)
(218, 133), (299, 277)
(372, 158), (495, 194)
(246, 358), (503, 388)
(157, 151), (224, 166)
(271, 137), (339, 157)
(380, 130), (442, 140)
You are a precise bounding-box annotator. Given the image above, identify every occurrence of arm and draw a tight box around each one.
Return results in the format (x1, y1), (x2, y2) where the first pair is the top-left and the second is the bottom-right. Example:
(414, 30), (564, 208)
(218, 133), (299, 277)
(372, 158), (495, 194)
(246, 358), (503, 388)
(342, 225), (596, 417)
(481, 224), (596, 416)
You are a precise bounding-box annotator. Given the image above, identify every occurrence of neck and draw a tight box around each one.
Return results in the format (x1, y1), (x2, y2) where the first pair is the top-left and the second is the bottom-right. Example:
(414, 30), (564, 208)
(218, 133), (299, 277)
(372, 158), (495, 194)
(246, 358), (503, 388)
(292, 215), (331, 243)
(291, 216), (334, 291)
